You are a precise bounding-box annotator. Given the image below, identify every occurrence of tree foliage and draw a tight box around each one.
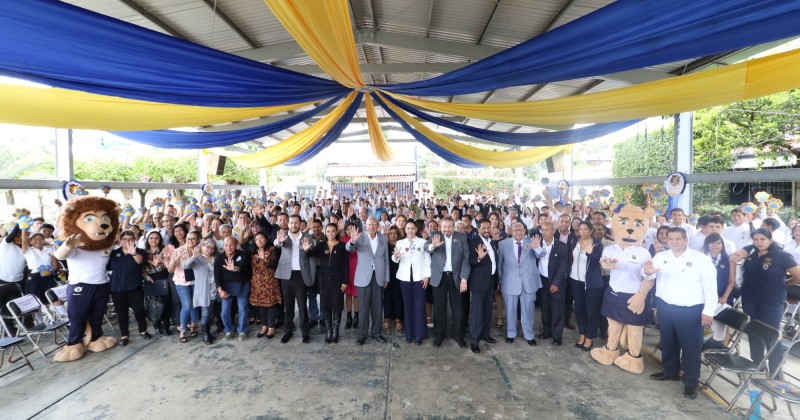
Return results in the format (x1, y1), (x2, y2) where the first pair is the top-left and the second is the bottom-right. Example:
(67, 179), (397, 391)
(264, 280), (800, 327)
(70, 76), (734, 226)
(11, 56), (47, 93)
(611, 128), (675, 206)
(432, 176), (515, 196)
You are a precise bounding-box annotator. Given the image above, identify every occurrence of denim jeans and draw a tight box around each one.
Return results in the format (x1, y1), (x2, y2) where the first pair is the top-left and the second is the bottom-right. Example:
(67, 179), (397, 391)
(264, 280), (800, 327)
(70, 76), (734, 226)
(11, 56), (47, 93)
(198, 302), (215, 328)
(175, 284), (199, 332)
(221, 282), (250, 334)
(308, 291), (321, 322)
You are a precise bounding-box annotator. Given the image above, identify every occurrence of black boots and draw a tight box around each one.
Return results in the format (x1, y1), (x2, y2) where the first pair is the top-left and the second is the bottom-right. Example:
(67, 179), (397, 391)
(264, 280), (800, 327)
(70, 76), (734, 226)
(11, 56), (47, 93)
(324, 313), (333, 343)
(353, 312), (359, 329)
(345, 312), (353, 329)
(202, 323), (214, 345)
(332, 313), (341, 343)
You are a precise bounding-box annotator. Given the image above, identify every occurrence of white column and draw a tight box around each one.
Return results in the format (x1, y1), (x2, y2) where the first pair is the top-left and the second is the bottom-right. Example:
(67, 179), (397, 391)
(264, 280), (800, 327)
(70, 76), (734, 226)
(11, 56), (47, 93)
(674, 112), (693, 213)
(54, 128), (73, 180)
(259, 168), (268, 186)
(197, 150), (208, 183)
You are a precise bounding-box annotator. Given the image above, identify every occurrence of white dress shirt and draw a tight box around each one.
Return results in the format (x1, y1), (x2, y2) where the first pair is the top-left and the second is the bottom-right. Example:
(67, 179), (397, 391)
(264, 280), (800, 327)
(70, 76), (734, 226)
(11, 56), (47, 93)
(443, 234), (453, 271)
(392, 237), (430, 282)
(649, 248), (717, 317)
(0, 241), (26, 282)
(481, 236), (496, 275)
(538, 239), (554, 278)
(723, 223), (752, 250)
(288, 231), (302, 270)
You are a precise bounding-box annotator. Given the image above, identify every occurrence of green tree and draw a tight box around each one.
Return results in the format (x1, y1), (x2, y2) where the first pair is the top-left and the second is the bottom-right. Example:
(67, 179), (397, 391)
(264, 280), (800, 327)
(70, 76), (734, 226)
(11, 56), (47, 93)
(611, 128), (675, 206)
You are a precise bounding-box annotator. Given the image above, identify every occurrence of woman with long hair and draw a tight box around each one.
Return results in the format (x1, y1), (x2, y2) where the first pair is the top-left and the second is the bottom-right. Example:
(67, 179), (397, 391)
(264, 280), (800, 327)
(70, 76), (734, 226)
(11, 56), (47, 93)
(143, 229), (171, 335)
(340, 221), (360, 329)
(166, 230), (200, 343)
(383, 225), (404, 332)
(569, 221), (604, 351)
(248, 232), (281, 339)
(303, 224), (349, 343)
(730, 229), (800, 375)
(392, 220), (431, 345)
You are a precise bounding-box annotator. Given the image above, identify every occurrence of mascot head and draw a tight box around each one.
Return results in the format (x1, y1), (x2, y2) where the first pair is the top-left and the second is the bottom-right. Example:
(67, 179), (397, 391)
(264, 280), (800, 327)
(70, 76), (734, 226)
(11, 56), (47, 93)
(58, 196), (120, 251)
(610, 204), (654, 248)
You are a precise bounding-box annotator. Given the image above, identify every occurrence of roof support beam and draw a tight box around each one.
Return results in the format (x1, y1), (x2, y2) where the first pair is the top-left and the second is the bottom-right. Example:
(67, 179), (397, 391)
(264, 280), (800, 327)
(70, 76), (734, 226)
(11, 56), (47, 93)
(200, 0), (259, 48)
(118, 0), (187, 39)
(540, 0), (575, 34)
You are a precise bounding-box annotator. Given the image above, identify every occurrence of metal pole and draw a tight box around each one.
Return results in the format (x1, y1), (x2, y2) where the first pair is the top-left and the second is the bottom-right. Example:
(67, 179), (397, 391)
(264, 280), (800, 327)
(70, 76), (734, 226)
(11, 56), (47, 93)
(674, 112), (694, 213)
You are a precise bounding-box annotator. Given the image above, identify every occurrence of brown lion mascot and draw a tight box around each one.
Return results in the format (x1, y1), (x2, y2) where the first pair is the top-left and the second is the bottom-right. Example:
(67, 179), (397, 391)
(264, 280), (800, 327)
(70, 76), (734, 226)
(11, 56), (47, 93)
(53, 196), (121, 362)
(590, 204), (654, 374)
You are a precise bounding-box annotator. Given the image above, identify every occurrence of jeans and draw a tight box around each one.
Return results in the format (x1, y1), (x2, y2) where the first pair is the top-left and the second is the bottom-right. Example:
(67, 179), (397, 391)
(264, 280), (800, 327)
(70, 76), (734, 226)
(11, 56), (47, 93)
(221, 282), (250, 334)
(308, 291), (321, 322)
(175, 284), (199, 332)
(742, 298), (785, 375)
(198, 302), (216, 328)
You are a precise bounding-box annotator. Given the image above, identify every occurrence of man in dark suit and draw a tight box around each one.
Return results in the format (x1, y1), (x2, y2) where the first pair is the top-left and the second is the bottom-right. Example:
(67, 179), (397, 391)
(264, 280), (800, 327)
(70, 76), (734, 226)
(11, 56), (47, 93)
(536, 222), (570, 345)
(467, 219), (499, 353)
(425, 217), (471, 348)
(555, 214), (578, 330)
(274, 214), (317, 343)
(345, 217), (390, 345)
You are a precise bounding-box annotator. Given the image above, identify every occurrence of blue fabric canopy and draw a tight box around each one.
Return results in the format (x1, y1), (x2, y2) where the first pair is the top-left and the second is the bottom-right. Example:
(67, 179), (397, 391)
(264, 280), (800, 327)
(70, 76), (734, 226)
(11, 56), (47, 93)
(380, 0), (800, 96)
(382, 95), (639, 146)
(0, 0), (348, 107)
(285, 93), (364, 166)
(372, 95), (483, 168)
(111, 95), (345, 148)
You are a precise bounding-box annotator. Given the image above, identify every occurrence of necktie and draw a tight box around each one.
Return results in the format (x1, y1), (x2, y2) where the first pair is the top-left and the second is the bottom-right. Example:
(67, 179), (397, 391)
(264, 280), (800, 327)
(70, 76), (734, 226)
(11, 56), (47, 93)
(517, 241), (522, 263)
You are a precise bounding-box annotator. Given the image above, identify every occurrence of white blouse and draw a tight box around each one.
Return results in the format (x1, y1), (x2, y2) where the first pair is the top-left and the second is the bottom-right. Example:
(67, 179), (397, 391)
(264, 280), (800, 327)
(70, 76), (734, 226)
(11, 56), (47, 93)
(392, 237), (431, 282)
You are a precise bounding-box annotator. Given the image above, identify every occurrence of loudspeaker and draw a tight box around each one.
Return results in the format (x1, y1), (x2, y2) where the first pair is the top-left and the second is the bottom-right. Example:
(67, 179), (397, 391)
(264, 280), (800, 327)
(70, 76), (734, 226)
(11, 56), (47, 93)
(545, 157), (555, 173)
(206, 153), (227, 176)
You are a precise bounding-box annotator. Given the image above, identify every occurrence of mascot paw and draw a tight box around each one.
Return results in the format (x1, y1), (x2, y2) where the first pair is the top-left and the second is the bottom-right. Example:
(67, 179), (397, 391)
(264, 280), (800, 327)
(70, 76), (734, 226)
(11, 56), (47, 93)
(614, 352), (644, 374)
(86, 336), (117, 352)
(54, 343), (86, 362)
(590, 346), (619, 366)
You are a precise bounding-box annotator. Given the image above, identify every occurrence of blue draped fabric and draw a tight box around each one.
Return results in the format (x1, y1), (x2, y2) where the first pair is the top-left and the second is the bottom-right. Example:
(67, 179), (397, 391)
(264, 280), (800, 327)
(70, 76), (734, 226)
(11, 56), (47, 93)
(380, 0), (800, 96)
(372, 95), (483, 168)
(382, 95), (639, 146)
(0, 0), (348, 107)
(111, 95), (344, 148)
(285, 93), (364, 166)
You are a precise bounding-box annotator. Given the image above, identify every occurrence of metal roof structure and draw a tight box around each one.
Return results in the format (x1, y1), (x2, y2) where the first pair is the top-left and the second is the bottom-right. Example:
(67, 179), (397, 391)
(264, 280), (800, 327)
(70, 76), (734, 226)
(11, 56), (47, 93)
(63, 0), (791, 149)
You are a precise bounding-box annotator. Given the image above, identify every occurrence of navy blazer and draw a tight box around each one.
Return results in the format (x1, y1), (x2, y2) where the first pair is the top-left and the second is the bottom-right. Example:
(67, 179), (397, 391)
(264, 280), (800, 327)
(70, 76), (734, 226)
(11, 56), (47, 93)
(574, 239), (604, 290)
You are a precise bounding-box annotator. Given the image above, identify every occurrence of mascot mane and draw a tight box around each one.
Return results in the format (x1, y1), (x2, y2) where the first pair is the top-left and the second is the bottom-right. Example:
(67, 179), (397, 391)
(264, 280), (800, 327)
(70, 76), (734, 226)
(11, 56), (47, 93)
(58, 196), (120, 251)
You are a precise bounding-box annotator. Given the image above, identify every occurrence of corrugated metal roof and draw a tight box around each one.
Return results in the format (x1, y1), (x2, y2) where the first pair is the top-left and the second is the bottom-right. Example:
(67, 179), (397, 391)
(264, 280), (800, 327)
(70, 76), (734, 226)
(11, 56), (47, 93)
(58, 0), (746, 141)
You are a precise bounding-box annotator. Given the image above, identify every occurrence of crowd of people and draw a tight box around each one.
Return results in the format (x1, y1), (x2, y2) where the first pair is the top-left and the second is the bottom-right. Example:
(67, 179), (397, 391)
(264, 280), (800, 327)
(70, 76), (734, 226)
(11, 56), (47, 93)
(1, 187), (799, 398)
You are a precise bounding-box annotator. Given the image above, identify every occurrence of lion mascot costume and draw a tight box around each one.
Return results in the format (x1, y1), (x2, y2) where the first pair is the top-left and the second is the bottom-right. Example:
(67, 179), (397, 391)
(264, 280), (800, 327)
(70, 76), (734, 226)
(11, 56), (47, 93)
(590, 204), (654, 374)
(53, 196), (120, 362)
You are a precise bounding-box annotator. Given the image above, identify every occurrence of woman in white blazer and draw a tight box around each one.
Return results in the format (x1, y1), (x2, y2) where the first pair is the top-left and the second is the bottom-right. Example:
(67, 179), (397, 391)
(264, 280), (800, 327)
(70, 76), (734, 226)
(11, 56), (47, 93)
(392, 220), (431, 345)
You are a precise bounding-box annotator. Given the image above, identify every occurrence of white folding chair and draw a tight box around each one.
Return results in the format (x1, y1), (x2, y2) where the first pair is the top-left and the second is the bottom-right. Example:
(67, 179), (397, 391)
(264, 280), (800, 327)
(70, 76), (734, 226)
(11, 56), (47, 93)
(6, 294), (69, 363)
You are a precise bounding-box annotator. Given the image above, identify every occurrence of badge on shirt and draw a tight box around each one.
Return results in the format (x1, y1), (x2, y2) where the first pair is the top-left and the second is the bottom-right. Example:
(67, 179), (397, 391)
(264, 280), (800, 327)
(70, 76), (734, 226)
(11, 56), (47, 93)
(763, 257), (772, 271)
(686, 262), (692, 267)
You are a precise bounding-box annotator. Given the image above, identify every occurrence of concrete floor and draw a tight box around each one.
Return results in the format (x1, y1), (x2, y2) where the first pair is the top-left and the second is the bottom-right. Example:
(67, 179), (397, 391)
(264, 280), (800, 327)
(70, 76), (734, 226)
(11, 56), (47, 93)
(0, 315), (789, 419)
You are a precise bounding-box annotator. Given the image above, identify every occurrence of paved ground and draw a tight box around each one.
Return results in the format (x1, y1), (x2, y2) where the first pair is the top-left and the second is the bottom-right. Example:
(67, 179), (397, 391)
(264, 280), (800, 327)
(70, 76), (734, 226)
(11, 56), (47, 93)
(0, 316), (788, 419)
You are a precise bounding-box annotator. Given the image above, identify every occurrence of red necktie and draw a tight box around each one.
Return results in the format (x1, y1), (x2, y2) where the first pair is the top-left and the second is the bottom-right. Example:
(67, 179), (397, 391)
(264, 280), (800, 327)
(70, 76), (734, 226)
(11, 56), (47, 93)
(517, 241), (522, 263)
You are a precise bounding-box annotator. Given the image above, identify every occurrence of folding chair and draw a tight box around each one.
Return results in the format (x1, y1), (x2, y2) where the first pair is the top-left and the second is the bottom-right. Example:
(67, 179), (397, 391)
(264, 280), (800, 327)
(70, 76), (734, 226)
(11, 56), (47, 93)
(45, 284), (69, 321)
(0, 282), (24, 335)
(0, 315), (32, 375)
(44, 284), (116, 331)
(702, 319), (782, 411)
(6, 294), (69, 363)
(706, 307), (750, 354)
(744, 340), (800, 419)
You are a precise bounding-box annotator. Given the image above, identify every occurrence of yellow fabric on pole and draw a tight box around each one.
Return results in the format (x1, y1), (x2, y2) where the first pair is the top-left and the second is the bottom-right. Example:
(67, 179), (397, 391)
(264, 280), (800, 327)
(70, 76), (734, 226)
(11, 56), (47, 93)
(0, 84), (317, 130)
(265, 0), (365, 89)
(376, 93), (570, 168)
(365, 94), (395, 162)
(383, 48), (800, 125)
(220, 92), (358, 168)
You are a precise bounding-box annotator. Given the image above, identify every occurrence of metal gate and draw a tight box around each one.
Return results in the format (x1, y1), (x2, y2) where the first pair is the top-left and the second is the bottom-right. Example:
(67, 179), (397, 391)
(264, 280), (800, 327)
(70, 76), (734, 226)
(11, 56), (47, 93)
(331, 182), (414, 200)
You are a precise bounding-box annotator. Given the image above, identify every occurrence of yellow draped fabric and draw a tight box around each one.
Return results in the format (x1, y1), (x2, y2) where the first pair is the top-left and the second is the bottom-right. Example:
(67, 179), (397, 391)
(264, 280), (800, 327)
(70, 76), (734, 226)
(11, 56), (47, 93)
(365, 94), (395, 162)
(376, 93), (570, 168)
(265, 0), (365, 89)
(383, 48), (800, 126)
(217, 92), (358, 168)
(0, 84), (317, 130)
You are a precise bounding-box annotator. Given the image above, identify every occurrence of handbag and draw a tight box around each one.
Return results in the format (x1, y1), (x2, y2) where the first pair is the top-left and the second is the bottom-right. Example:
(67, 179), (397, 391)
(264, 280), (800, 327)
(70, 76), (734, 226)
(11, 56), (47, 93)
(144, 296), (165, 322)
(144, 279), (169, 296)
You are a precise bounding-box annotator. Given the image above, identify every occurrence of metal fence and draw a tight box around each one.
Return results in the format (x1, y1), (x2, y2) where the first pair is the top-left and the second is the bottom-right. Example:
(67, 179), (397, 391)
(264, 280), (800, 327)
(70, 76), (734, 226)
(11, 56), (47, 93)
(331, 182), (414, 200)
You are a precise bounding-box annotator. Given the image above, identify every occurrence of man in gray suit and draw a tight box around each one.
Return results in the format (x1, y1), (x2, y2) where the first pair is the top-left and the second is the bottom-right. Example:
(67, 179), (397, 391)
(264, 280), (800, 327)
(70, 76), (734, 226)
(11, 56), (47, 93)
(345, 217), (390, 345)
(425, 217), (471, 348)
(274, 214), (317, 344)
(498, 222), (545, 346)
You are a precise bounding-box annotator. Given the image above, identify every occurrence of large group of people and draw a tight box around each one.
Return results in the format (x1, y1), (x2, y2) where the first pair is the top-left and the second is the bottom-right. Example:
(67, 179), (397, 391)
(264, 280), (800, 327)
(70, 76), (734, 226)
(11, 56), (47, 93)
(1, 186), (799, 399)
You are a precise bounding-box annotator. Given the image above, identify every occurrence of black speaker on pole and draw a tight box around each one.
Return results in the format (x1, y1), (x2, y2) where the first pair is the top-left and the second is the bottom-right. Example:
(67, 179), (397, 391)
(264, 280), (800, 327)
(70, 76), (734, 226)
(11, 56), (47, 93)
(545, 157), (555, 173)
(206, 153), (227, 176)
